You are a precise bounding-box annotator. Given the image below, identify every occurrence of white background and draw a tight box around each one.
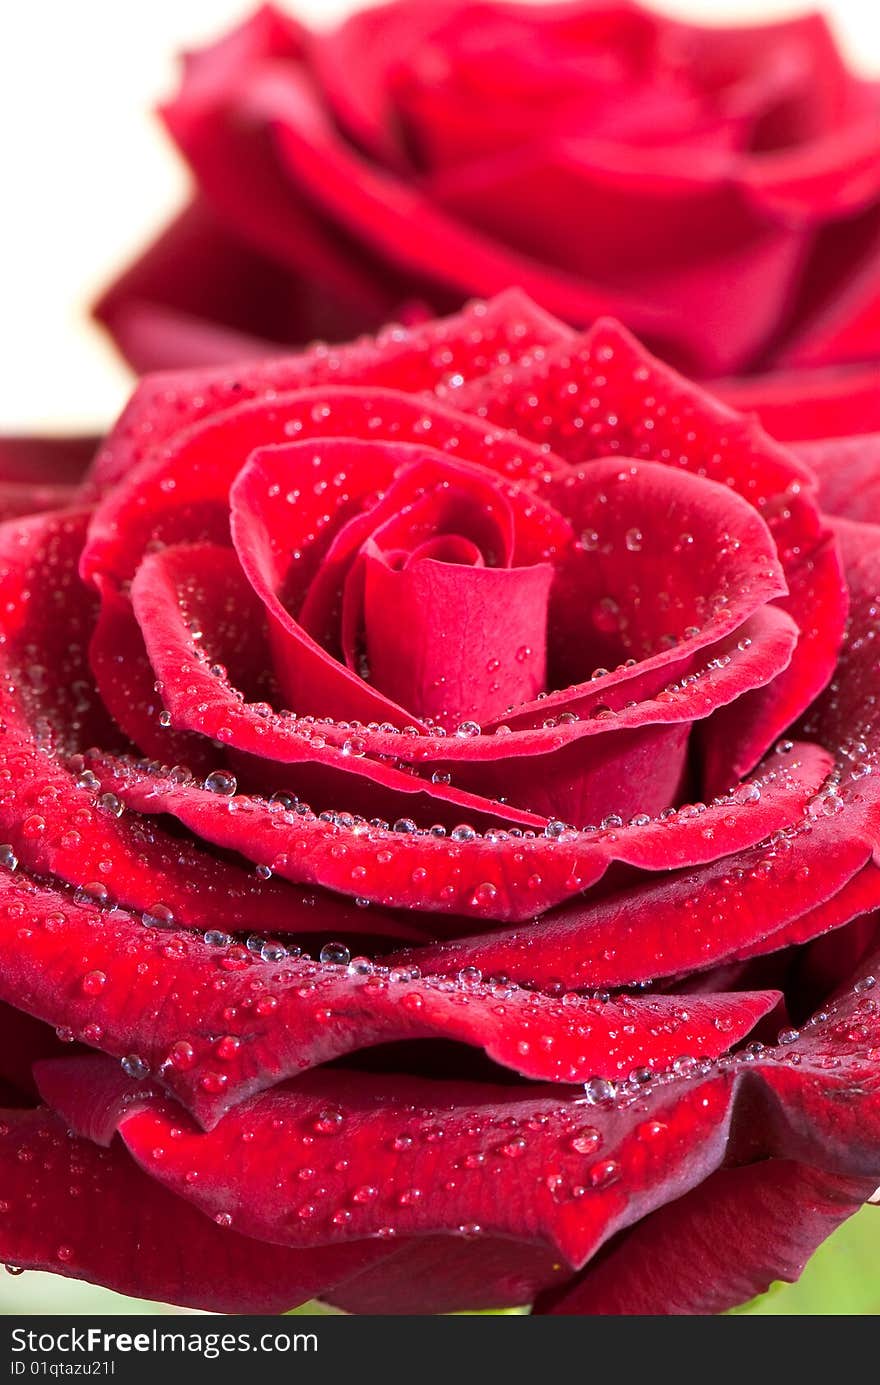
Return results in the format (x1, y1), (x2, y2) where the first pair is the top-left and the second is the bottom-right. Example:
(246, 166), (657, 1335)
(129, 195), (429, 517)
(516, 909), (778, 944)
(1, 1), (879, 432)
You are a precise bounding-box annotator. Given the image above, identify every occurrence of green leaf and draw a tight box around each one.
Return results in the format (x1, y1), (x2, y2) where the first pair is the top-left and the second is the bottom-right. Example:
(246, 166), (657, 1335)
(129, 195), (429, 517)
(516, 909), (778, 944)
(285, 1301), (345, 1316)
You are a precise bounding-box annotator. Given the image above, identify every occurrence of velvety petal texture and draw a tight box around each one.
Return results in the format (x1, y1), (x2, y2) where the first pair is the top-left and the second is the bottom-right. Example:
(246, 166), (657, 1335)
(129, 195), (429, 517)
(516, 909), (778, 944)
(2, 290), (878, 1315)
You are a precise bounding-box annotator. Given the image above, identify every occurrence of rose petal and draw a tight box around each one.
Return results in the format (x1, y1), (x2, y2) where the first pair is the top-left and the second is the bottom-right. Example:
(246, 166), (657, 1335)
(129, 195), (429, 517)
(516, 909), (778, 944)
(0, 1106), (389, 1312)
(700, 529), (847, 793)
(96, 739), (832, 922)
(37, 966), (880, 1270)
(0, 436), (98, 523)
(357, 546), (555, 730)
(0, 1003), (68, 1100)
(0, 859), (779, 1126)
(537, 1161), (875, 1315)
(714, 361), (880, 441)
(83, 385), (565, 593)
(88, 292), (572, 495)
(127, 542), (546, 833)
(0, 511), (364, 934)
(402, 514), (880, 979)
(35, 1057), (743, 1268)
(327, 1234), (565, 1315)
(797, 432), (880, 524)
(399, 798), (868, 991)
(89, 575), (215, 770)
(94, 198), (333, 372)
(127, 536), (802, 828)
(448, 318), (843, 773)
(0, 435), (98, 488)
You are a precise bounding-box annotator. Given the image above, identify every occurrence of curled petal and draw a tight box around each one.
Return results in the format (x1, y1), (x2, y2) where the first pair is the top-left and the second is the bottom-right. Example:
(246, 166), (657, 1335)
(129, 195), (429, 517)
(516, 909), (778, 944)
(0, 862), (776, 1127)
(96, 740), (833, 921)
(36, 1057), (745, 1268)
(0, 1107), (389, 1313)
(88, 292), (572, 495)
(36, 966), (880, 1274)
(537, 1161), (876, 1315)
(714, 361), (880, 441)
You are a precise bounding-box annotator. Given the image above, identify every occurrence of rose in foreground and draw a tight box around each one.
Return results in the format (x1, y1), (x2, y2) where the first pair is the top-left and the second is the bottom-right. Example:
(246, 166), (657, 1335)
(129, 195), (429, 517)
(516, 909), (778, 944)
(1, 291), (880, 1314)
(98, 0), (880, 401)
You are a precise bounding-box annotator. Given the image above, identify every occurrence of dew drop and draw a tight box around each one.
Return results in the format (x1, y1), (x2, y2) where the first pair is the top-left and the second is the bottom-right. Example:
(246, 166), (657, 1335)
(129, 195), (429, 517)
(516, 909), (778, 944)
(471, 882), (497, 907)
(314, 1109), (345, 1135)
(636, 1120), (667, 1141)
(457, 966), (482, 987)
(168, 1041), (195, 1070)
(570, 1127), (601, 1155)
(320, 941), (351, 967)
(589, 1159), (621, 1189)
(451, 824), (476, 843)
(121, 1054), (148, 1081)
(142, 903), (175, 930)
(583, 1076), (616, 1104)
(204, 930), (232, 949)
(204, 771), (237, 796)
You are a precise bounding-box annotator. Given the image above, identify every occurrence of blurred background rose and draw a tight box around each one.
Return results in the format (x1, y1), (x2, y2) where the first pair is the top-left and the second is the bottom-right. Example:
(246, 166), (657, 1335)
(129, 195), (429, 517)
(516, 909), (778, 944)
(0, 1), (878, 434)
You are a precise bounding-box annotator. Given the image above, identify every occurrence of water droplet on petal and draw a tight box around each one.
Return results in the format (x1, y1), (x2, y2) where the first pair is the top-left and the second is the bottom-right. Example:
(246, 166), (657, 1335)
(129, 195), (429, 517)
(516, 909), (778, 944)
(204, 771), (237, 796)
(121, 1054), (148, 1081)
(320, 942), (351, 967)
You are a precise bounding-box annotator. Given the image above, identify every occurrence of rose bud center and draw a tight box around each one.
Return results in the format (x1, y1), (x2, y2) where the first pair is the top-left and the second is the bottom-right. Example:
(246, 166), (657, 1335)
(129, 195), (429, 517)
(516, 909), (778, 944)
(337, 459), (567, 732)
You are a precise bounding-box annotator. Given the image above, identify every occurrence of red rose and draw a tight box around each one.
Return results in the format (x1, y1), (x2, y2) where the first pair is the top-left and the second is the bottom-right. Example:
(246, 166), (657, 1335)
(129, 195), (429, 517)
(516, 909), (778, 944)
(1, 291), (880, 1314)
(97, 1), (880, 405)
